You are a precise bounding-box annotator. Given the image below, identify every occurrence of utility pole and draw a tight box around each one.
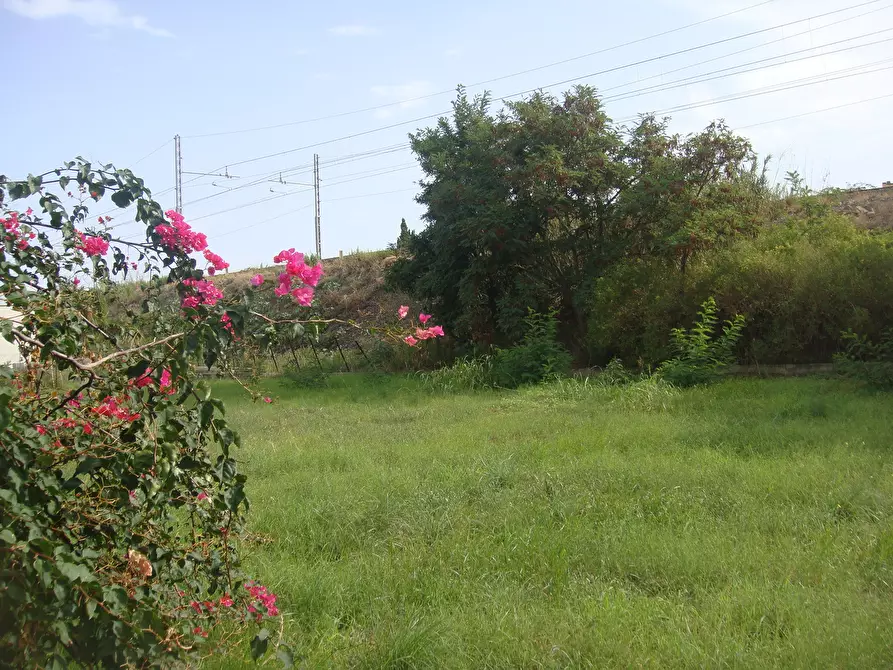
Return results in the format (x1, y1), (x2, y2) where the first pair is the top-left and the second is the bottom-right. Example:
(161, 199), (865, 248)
(313, 153), (321, 258)
(174, 134), (183, 214)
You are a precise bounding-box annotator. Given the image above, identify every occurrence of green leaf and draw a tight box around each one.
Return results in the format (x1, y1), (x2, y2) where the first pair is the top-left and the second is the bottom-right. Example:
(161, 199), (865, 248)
(103, 585), (129, 614)
(59, 175), (70, 191)
(224, 483), (245, 512)
(27, 173), (43, 195)
(250, 628), (270, 661)
(111, 189), (133, 208)
(57, 561), (94, 584)
(0, 528), (16, 544)
(75, 457), (104, 475)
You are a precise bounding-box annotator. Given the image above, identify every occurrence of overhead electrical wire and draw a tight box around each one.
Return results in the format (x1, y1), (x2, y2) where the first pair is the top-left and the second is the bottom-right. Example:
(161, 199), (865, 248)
(198, 2), (892, 172)
(181, 0), (779, 139)
(183, 0), (882, 142)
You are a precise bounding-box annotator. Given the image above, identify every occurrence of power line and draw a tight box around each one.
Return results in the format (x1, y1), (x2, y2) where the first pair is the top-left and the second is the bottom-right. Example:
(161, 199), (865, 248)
(615, 59), (893, 122)
(734, 91), (893, 129)
(182, 0), (779, 139)
(200, 1), (892, 171)
(601, 31), (893, 105)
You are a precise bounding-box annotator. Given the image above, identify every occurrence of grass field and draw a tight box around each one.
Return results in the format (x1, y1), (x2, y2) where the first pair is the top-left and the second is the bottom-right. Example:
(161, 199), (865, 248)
(207, 375), (893, 668)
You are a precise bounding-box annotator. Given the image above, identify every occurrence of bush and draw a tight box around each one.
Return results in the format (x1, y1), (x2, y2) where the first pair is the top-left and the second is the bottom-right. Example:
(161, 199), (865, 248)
(657, 297), (745, 387)
(834, 329), (893, 389)
(588, 211), (893, 365)
(283, 364), (330, 389)
(492, 311), (572, 388)
(420, 356), (497, 391)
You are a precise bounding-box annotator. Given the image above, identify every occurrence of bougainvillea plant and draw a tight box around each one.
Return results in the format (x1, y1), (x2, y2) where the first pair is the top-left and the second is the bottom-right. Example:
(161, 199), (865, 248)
(0, 159), (442, 667)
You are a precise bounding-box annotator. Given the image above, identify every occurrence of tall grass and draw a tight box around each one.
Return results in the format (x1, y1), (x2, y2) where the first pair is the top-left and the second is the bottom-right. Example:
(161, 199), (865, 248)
(206, 376), (893, 668)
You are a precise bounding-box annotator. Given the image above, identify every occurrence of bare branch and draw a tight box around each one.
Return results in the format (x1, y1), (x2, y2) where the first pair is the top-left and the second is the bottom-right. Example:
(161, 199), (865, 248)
(10, 330), (185, 372)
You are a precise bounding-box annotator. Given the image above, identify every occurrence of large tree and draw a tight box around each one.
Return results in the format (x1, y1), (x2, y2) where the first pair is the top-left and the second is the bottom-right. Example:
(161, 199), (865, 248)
(391, 86), (765, 352)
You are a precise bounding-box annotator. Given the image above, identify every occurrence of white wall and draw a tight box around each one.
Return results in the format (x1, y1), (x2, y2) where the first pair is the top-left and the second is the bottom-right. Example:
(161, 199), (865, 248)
(0, 304), (24, 366)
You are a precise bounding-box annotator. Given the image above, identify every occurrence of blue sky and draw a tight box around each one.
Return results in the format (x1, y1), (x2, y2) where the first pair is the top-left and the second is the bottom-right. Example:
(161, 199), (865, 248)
(2, 0), (892, 271)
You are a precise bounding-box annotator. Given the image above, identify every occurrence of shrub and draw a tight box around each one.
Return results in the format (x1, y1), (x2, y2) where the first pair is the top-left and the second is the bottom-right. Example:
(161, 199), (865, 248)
(419, 356), (497, 391)
(283, 364), (330, 389)
(657, 297), (745, 387)
(492, 310), (573, 388)
(588, 211), (893, 365)
(834, 329), (893, 389)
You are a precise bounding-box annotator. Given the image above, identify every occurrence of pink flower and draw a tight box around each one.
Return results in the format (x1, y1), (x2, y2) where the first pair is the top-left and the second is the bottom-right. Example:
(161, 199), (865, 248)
(159, 369), (173, 389)
(291, 286), (314, 306)
(416, 328), (435, 341)
(404, 335), (418, 346)
(250, 274), (264, 287)
(130, 262), (138, 270)
(181, 278), (223, 307)
(274, 280), (291, 297)
(398, 306), (409, 320)
(219, 594), (234, 608)
(196, 491), (208, 502)
(203, 249), (229, 273)
(73, 278), (80, 287)
(75, 232), (109, 257)
(155, 211), (208, 253)
(419, 313), (431, 324)
(181, 296), (200, 309)
(193, 626), (208, 638)
(190, 601), (203, 615)
(82, 422), (94, 435)
(274, 248), (302, 265)
(36, 425), (47, 435)
(428, 325), (445, 337)
(25, 208), (33, 216)
(263, 397), (272, 404)
(298, 263), (324, 287)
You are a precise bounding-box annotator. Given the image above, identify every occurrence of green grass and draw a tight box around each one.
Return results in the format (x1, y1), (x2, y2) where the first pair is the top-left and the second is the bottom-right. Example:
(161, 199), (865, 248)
(206, 375), (893, 668)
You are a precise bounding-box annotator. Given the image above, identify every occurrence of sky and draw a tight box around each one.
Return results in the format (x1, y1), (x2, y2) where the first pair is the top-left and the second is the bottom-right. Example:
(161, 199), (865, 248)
(1, 0), (892, 272)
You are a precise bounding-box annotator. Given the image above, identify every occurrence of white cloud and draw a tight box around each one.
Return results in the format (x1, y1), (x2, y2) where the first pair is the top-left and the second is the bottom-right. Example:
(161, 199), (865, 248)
(328, 24), (377, 37)
(3, 0), (172, 37)
(370, 80), (436, 119)
(444, 47), (462, 57)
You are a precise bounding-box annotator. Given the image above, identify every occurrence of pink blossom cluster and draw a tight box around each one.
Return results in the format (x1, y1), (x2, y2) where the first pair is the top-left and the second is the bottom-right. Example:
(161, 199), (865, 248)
(2, 210), (36, 251)
(220, 313), (235, 335)
(92, 396), (141, 422)
(35, 418), (94, 435)
(203, 249), (229, 275)
(269, 248), (323, 306)
(75, 232), (110, 257)
(155, 210), (208, 253)
(132, 368), (175, 394)
(397, 306), (447, 346)
(181, 278), (224, 309)
(244, 581), (279, 620)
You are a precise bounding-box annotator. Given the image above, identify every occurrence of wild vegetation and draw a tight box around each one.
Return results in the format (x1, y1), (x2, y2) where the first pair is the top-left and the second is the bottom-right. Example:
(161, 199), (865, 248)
(4, 81), (893, 669)
(388, 87), (893, 371)
(203, 374), (893, 668)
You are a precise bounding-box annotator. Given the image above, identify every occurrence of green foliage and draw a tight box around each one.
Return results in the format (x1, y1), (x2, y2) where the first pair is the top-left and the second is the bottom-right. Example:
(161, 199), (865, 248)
(283, 364), (330, 389)
(420, 356), (498, 391)
(0, 160), (286, 666)
(491, 310), (573, 388)
(390, 86), (760, 351)
(589, 212), (893, 365)
(834, 329), (893, 389)
(657, 297), (745, 387)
